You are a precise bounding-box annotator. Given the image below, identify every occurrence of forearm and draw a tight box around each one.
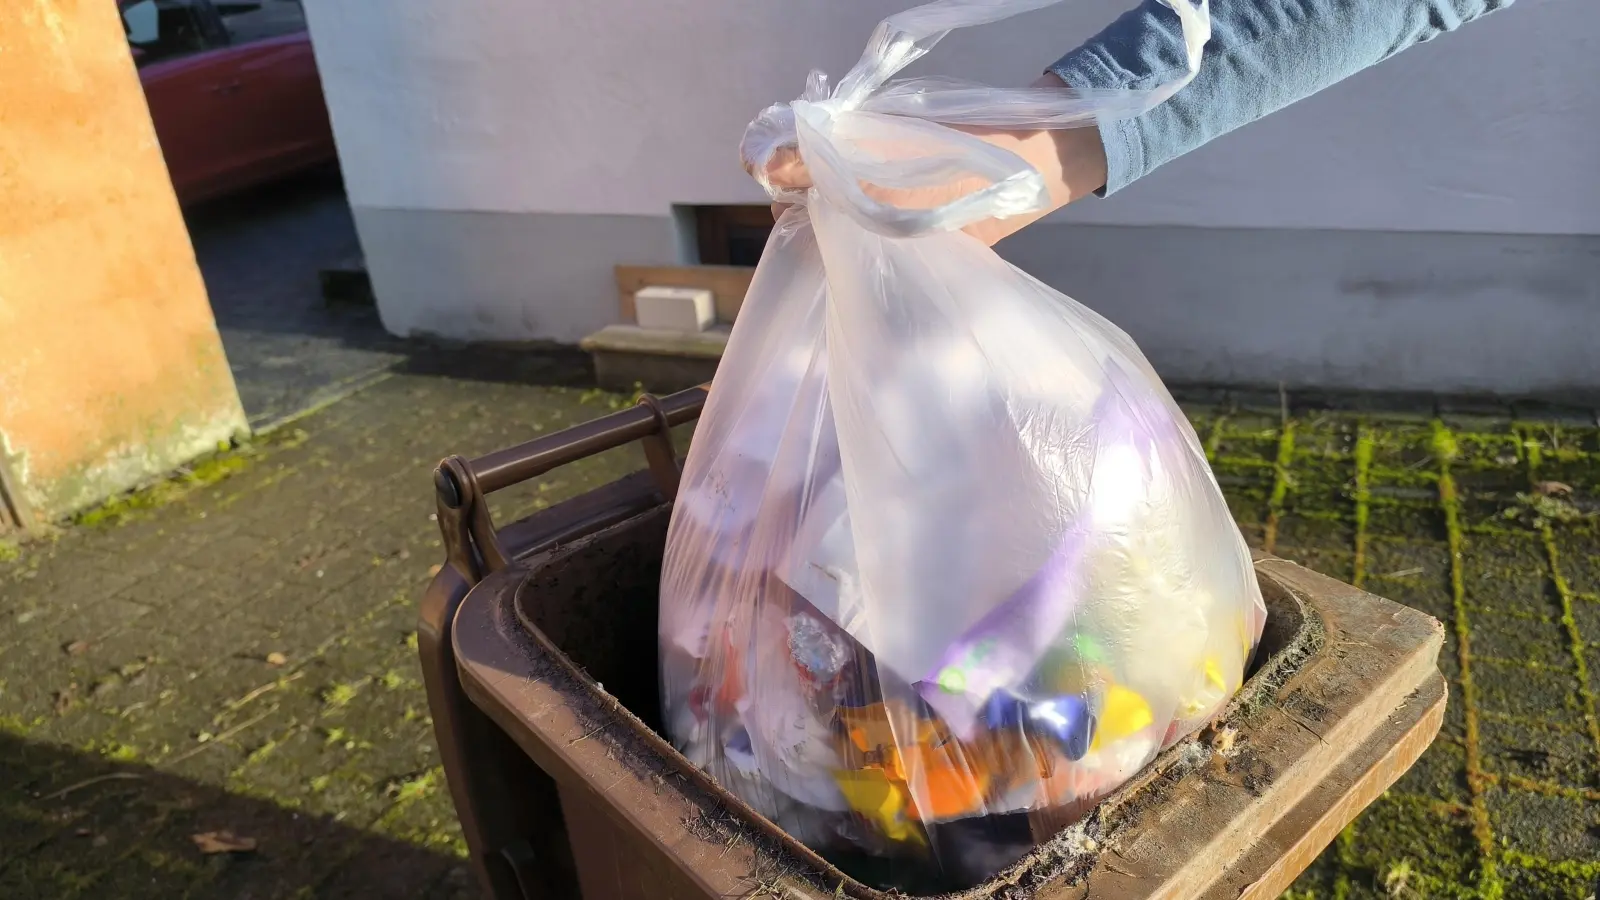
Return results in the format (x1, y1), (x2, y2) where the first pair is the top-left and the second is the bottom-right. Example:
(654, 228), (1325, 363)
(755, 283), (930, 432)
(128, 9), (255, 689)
(1048, 0), (1518, 195)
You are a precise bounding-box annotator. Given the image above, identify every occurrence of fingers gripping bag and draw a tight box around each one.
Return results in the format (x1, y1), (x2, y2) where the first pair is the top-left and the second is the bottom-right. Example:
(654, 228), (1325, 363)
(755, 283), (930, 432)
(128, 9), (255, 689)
(659, 0), (1266, 889)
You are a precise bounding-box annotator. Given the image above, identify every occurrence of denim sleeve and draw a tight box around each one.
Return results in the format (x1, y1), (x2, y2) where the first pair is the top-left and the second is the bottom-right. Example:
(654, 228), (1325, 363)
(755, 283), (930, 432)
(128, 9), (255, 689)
(1047, 0), (1518, 195)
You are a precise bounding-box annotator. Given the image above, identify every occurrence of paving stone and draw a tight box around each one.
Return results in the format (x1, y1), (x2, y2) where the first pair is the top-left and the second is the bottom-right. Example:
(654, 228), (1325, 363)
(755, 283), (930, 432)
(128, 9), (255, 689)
(1274, 515), (1357, 552)
(1474, 657), (1587, 726)
(1365, 500), (1447, 543)
(1570, 596), (1600, 649)
(1480, 707), (1598, 787)
(1273, 545), (1357, 584)
(1470, 609), (1574, 670)
(1556, 528), (1600, 598)
(1485, 786), (1600, 862)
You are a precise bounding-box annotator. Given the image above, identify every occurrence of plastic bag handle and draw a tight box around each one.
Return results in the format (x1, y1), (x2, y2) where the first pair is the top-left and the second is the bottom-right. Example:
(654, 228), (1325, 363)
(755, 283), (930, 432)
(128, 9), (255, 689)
(741, 0), (1210, 237)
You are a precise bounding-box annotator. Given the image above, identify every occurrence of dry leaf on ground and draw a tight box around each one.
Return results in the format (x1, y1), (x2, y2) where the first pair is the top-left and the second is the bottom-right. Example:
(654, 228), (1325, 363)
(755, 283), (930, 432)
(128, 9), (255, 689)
(265, 652), (288, 667)
(192, 831), (258, 854)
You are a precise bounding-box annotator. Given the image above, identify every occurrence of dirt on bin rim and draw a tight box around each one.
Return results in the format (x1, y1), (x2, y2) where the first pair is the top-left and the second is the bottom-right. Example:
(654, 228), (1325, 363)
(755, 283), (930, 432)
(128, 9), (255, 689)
(507, 518), (1326, 900)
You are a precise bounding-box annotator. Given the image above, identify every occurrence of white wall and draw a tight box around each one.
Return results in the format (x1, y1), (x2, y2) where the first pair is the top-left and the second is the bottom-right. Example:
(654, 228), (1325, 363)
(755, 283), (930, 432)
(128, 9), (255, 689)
(301, 0), (1600, 391)
(305, 0), (1596, 233)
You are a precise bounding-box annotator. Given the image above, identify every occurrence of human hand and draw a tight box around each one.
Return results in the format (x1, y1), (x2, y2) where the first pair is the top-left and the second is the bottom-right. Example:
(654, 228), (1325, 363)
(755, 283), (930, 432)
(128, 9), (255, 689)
(747, 74), (1108, 247)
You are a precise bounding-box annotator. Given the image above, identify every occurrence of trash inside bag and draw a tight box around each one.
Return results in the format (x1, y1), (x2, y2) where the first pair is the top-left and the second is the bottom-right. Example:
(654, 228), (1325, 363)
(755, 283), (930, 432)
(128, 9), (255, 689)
(659, 0), (1266, 890)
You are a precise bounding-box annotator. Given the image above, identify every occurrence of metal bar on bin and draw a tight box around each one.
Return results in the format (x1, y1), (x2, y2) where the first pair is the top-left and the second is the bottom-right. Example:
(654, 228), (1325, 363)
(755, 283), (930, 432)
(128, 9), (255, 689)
(433, 385), (708, 582)
(474, 387), (705, 494)
(634, 392), (683, 502)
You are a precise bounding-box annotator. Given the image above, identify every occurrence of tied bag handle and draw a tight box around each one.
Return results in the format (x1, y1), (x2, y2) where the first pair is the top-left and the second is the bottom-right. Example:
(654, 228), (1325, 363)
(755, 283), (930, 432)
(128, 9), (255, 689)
(742, 0), (1211, 238)
(433, 385), (708, 585)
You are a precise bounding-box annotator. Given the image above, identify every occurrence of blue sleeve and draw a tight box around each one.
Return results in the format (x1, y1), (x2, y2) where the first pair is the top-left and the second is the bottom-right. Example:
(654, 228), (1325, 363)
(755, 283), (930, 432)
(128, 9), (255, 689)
(1047, 0), (1518, 196)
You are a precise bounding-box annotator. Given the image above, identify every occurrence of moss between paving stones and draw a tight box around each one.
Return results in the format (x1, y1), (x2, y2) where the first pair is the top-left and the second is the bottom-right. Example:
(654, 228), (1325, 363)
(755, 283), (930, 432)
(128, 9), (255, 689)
(1303, 791), (1483, 897)
(68, 428), (306, 530)
(1499, 857), (1598, 900)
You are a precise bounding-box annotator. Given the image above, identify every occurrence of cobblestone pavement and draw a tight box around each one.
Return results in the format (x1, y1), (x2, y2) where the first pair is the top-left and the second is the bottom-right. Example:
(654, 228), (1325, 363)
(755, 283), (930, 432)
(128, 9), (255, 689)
(1178, 393), (1600, 900)
(186, 175), (408, 431)
(1, 372), (1598, 898)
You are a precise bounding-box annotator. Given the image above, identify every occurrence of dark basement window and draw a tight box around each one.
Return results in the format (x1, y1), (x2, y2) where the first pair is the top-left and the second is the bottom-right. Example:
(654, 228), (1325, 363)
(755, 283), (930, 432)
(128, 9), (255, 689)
(694, 205), (774, 267)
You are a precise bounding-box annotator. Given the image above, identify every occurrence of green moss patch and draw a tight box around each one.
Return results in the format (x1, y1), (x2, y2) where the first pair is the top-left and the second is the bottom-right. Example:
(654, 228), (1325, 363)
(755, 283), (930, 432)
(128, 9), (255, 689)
(1334, 792), (1483, 892)
(71, 429), (306, 530)
(1287, 417), (1356, 457)
(1498, 855), (1598, 900)
(1368, 424), (1438, 470)
(1391, 736), (1472, 808)
(1282, 472), (1358, 520)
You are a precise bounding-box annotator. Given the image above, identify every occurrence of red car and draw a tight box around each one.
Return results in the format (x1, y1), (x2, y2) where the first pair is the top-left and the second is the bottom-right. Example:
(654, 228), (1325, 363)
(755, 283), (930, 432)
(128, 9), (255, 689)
(119, 0), (336, 204)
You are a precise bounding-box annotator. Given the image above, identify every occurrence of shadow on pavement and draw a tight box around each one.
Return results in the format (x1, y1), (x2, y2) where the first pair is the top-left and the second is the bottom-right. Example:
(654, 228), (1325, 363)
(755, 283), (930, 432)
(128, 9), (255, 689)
(0, 731), (476, 899)
(382, 341), (596, 391)
(183, 171), (618, 428)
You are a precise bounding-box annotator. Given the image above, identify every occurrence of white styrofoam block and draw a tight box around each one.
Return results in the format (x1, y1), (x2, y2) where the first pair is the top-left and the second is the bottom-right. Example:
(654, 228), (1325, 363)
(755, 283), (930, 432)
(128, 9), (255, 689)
(635, 285), (715, 333)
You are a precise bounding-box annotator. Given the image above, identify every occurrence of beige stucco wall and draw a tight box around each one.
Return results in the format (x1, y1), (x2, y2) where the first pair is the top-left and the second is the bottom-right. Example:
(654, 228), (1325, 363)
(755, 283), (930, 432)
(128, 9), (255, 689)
(0, 0), (247, 524)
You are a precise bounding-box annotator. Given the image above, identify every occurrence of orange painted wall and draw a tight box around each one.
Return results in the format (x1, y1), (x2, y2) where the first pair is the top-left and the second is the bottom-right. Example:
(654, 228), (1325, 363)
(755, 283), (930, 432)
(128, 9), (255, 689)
(0, 0), (247, 523)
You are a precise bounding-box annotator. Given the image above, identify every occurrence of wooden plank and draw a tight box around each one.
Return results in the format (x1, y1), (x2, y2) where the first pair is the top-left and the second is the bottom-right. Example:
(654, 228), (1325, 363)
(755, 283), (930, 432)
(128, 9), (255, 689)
(615, 265), (754, 325)
(1221, 674), (1448, 900)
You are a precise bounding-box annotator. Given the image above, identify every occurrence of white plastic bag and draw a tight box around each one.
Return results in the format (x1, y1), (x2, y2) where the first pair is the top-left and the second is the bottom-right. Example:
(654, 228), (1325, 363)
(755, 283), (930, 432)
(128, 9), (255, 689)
(659, 0), (1266, 888)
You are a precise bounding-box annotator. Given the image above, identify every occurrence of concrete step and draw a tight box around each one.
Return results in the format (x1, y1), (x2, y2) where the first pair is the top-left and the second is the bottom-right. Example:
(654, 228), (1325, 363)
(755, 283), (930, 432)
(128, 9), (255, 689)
(579, 324), (728, 394)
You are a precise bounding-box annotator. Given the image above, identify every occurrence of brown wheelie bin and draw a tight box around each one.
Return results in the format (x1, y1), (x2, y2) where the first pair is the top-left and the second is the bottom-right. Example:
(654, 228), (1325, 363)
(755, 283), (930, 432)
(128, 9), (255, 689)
(418, 386), (1449, 900)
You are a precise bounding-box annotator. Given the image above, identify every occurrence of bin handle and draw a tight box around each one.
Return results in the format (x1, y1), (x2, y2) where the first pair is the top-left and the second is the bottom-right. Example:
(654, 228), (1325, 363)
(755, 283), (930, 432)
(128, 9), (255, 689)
(433, 385), (709, 583)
